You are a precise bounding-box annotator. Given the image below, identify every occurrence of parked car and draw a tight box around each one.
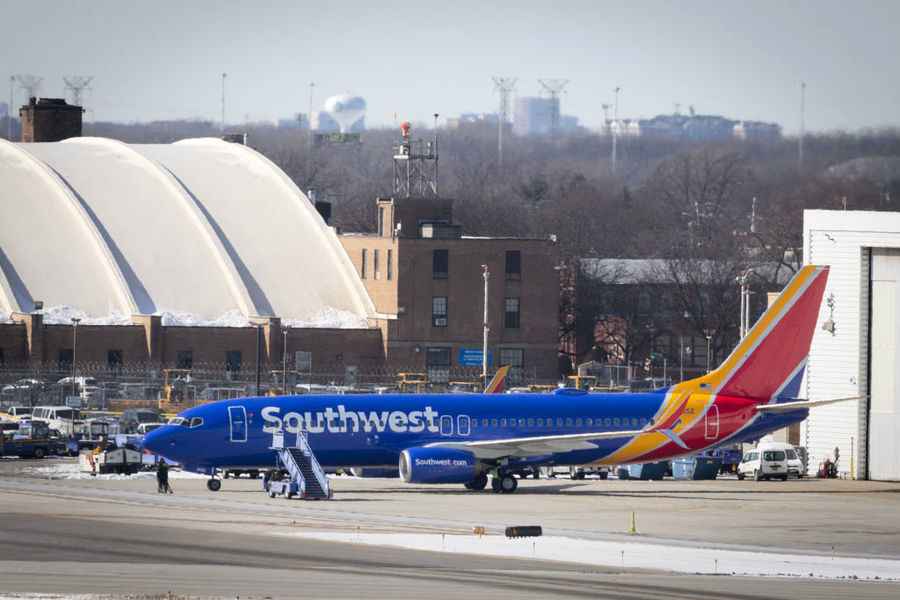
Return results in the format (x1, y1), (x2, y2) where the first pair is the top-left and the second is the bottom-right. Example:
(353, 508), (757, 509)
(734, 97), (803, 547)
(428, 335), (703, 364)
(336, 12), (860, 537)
(3, 406), (32, 418)
(119, 408), (161, 433)
(737, 441), (802, 481)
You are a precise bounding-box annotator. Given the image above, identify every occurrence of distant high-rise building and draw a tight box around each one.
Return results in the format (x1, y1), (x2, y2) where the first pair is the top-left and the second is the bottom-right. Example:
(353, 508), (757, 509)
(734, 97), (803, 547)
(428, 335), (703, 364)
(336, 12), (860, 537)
(513, 97), (556, 136)
(0, 101), (8, 119)
(605, 112), (780, 143)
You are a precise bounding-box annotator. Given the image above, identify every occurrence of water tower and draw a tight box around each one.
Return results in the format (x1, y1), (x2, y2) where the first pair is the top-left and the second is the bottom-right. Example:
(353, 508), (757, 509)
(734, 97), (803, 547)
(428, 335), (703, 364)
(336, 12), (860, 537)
(318, 94), (366, 143)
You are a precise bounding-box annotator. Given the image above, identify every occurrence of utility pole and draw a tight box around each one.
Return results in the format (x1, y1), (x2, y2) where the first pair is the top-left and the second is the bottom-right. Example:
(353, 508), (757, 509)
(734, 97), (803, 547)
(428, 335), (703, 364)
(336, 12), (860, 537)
(482, 264), (490, 385)
(221, 73), (227, 132)
(798, 81), (806, 171)
(307, 81), (315, 150)
(537, 78), (569, 133)
(611, 86), (621, 174)
(492, 76), (517, 167)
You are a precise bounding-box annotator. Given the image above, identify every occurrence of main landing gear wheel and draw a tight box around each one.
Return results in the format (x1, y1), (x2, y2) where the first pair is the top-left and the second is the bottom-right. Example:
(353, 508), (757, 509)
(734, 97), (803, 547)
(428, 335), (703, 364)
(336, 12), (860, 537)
(499, 474), (518, 494)
(207, 478), (222, 492)
(465, 473), (489, 491)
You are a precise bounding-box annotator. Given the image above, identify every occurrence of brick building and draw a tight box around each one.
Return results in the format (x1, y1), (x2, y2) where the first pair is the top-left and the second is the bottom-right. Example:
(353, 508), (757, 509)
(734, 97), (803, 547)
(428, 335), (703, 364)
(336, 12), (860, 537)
(339, 196), (560, 384)
(19, 97), (83, 142)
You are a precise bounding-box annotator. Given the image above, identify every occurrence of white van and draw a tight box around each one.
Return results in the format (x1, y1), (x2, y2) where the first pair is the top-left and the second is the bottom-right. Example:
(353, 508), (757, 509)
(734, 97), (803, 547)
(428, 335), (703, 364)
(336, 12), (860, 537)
(738, 441), (804, 481)
(31, 405), (81, 435)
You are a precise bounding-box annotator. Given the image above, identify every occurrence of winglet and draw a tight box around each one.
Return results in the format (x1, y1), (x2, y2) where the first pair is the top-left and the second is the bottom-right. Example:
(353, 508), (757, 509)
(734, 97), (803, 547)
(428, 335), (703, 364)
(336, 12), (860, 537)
(484, 365), (511, 394)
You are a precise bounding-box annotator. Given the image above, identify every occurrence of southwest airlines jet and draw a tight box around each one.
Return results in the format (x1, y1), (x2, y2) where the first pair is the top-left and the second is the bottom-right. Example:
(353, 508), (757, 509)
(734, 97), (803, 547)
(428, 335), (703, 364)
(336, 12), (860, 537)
(145, 265), (850, 494)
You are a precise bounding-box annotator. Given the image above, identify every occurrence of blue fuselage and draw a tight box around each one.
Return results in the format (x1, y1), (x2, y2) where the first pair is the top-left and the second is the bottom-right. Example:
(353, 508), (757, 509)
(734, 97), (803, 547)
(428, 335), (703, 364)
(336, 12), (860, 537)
(143, 390), (806, 474)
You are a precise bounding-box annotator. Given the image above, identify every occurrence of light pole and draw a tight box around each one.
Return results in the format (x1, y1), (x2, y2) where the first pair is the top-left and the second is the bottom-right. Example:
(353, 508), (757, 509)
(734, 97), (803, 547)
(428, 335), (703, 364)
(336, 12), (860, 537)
(482, 264), (490, 385)
(70, 318), (81, 404)
(220, 72), (227, 132)
(611, 86), (621, 174)
(737, 268), (754, 339)
(704, 329), (714, 374)
(282, 328), (288, 395)
(7, 75), (13, 141)
(255, 324), (262, 396)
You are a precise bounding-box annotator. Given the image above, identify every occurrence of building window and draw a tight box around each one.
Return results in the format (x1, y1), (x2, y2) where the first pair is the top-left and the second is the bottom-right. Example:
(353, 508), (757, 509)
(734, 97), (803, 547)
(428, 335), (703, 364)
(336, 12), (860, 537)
(374, 249), (380, 280)
(426, 347), (451, 383)
(505, 250), (521, 280)
(107, 350), (123, 369)
(378, 207), (385, 236)
(58, 348), (73, 368)
(499, 348), (524, 385)
(504, 297), (520, 329)
(361, 249), (367, 279)
(432, 296), (448, 327)
(225, 351), (242, 374)
(433, 249), (448, 279)
(387, 249), (393, 280)
(176, 350), (193, 369)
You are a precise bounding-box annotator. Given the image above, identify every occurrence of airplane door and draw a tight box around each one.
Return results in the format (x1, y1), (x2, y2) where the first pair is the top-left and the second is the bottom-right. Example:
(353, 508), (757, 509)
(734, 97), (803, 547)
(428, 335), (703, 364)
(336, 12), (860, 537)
(228, 405), (248, 442)
(704, 405), (720, 440)
(440, 415), (453, 436)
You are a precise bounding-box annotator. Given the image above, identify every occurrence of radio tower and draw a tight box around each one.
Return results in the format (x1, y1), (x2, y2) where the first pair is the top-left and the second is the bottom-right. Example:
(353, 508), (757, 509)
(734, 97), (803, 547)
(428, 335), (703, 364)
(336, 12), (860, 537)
(537, 78), (569, 133)
(492, 76), (517, 167)
(63, 76), (93, 107)
(15, 74), (43, 100)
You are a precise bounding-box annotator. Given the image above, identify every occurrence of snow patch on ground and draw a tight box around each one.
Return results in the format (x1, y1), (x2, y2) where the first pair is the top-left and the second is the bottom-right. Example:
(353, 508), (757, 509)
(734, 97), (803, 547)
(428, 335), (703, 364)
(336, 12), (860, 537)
(37, 305), (369, 329)
(23, 462), (206, 481)
(284, 531), (900, 581)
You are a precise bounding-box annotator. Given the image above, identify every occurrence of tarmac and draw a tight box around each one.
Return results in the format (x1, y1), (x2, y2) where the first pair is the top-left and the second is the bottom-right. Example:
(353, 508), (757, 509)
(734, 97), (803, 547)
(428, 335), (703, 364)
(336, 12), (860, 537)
(1, 458), (900, 599)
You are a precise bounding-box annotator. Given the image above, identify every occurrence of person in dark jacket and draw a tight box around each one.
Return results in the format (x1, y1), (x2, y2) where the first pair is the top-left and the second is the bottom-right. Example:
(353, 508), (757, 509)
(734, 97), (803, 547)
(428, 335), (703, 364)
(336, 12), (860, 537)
(157, 460), (173, 494)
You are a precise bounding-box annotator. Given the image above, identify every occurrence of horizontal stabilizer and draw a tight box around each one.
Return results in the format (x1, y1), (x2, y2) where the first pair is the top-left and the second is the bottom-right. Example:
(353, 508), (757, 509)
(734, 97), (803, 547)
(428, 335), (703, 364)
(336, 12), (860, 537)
(756, 396), (863, 413)
(657, 428), (690, 450)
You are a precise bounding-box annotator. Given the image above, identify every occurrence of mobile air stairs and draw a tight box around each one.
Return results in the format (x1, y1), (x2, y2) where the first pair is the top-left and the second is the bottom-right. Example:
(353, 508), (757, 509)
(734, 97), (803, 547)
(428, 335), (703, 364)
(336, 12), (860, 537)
(265, 431), (333, 500)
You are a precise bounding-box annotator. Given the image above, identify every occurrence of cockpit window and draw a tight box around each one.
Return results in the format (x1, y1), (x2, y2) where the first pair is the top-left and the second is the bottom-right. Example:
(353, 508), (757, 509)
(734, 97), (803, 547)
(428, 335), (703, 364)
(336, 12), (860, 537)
(168, 417), (188, 427)
(189, 417), (204, 428)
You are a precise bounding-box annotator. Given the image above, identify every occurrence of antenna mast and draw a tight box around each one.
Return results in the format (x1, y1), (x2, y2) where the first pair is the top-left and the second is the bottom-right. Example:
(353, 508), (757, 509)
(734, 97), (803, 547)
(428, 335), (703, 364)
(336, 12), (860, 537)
(14, 74), (43, 100)
(63, 76), (93, 107)
(537, 78), (569, 133)
(492, 76), (517, 167)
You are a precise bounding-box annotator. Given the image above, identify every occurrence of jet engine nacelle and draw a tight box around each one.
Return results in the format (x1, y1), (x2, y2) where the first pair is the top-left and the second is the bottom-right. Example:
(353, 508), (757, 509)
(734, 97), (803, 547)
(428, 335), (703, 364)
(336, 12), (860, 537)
(399, 447), (479, 484)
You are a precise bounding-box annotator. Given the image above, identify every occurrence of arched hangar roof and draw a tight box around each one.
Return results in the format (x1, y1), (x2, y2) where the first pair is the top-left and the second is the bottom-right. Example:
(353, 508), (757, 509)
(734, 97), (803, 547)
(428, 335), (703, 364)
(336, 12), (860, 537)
(0, 137), (374, 325)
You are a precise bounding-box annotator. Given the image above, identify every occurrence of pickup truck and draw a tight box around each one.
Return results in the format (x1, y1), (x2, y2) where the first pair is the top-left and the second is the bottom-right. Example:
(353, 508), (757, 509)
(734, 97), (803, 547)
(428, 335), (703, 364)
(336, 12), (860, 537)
(0, 421), (65, 458)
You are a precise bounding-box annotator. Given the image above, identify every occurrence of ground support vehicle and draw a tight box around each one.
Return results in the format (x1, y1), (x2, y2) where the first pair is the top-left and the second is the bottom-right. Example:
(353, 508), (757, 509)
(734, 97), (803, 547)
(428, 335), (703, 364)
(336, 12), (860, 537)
(79, 447), (143, 475)
(737, 441), (802, 481)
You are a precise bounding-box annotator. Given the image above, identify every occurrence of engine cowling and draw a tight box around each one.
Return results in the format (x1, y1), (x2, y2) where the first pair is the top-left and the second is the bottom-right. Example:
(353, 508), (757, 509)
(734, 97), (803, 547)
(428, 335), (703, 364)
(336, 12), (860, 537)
(399, 447), (479, 484)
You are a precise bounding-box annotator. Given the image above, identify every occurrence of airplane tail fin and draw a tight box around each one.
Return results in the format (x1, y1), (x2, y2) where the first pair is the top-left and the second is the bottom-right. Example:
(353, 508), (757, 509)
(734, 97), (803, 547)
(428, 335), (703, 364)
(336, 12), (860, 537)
(693, 265), (829, 402)
(484, 365), (511, 394)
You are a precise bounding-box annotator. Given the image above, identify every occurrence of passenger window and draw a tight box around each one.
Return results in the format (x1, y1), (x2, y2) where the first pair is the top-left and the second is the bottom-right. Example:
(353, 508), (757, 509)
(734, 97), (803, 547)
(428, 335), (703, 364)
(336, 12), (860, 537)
(586, 418), (593, 426)
(565, 417), (573, 427)
(500, 418), (507, 427)
(604, 418), (611, 426)
(613, 418), (620, 426)
(518, 418), (526, 427)
(527, 418), (534, 427)
(575, 418), (583, 427)
(537, 418), (544, 426)
(556, 417), (564, 427)
(631, 418), (639, 427)
(491, 418), (498, 427)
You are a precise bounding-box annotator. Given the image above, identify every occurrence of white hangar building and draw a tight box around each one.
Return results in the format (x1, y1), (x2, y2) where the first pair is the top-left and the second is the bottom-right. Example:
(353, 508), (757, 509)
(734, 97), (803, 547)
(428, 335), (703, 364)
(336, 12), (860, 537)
(0, 137), (375, 326)
(803, 209), (900, 480)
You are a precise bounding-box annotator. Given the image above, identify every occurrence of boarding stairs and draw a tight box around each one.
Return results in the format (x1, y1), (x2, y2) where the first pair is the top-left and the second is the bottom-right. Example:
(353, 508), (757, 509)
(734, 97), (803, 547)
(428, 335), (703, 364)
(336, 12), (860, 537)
(269, 431), (332, 500)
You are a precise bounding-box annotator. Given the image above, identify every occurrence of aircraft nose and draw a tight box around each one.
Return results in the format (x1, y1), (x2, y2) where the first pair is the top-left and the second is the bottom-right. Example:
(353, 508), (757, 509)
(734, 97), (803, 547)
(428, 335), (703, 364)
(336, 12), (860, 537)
(143, 426), (175, 456)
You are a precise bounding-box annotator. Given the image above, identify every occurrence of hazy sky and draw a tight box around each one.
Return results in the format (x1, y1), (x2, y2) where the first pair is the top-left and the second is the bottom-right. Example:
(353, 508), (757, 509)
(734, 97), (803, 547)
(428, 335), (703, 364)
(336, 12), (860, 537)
(3, 0), (899, 132)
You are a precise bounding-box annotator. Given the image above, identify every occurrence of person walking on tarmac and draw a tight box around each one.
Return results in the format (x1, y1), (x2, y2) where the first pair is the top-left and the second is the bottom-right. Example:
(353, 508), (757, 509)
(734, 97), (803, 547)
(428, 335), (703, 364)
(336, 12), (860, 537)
(157, 460), (173, 494)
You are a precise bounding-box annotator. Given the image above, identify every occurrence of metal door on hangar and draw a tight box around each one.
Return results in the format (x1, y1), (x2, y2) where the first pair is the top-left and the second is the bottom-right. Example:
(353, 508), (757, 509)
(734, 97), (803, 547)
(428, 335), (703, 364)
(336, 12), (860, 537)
(869, 248), (900, 480)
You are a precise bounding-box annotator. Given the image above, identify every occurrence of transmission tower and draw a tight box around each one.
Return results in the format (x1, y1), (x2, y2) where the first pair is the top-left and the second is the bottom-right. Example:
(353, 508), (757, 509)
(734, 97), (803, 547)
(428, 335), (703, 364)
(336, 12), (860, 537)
(14, 74), (43, 100)
(537, 78), (569, 132)
(492, 76), (517, 167)
(63, 76), (93, 107)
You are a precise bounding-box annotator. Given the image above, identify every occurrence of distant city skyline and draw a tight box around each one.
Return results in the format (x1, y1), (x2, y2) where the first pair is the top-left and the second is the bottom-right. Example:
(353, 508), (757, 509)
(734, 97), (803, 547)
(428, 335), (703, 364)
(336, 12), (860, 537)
(4, 0), (900, 132)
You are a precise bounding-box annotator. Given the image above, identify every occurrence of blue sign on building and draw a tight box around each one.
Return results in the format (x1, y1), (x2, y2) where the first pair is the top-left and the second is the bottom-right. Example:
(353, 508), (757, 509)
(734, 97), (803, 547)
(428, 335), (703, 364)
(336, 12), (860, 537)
(458, 348), (492, 367)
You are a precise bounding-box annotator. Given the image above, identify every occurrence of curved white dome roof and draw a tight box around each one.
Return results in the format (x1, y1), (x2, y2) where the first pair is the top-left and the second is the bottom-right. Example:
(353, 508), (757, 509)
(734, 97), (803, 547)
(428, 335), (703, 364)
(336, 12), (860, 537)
(0, 137), (375, 326)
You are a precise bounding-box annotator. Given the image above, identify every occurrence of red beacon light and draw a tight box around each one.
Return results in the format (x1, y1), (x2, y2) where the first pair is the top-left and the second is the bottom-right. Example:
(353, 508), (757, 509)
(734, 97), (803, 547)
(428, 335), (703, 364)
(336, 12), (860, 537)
(400, 121), (411, 138)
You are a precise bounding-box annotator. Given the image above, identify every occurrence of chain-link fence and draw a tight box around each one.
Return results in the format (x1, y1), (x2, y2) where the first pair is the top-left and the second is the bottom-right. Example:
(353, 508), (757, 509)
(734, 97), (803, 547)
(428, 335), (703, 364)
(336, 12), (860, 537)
(0, 361), (550, 411)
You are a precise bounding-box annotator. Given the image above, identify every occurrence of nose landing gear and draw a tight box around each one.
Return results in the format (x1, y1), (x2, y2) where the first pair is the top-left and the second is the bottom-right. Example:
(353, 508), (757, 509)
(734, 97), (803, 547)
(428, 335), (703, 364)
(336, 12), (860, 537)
(206, 478), (221, 492)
